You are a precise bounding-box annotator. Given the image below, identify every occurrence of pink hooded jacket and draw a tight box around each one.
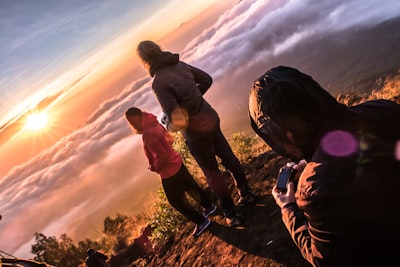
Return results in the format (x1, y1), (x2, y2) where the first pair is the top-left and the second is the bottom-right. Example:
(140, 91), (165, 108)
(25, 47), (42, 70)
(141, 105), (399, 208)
(141, 112), (182, 179)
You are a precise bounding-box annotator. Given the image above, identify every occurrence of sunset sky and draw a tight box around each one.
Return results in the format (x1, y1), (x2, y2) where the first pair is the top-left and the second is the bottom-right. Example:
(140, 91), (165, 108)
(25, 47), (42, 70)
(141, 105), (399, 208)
(1, 0), (399, 259)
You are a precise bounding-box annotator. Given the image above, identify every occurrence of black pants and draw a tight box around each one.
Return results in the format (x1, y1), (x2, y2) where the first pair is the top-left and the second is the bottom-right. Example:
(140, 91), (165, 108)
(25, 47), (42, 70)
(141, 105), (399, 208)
(186, 122), (250, 217)
(162, 164), (212, 224)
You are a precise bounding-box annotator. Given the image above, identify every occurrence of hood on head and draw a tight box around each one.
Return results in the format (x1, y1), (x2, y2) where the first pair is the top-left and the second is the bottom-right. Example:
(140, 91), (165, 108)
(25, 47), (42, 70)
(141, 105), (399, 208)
(149, 52), (179, 77)
(249, 66), (338, 160)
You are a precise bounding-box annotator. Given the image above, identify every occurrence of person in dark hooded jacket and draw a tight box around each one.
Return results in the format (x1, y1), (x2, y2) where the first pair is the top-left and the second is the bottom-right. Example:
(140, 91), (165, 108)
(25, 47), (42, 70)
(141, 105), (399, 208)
(249, 66), (400, 267)
(136, 40), (257, 227)
(125, 107), (217, 237)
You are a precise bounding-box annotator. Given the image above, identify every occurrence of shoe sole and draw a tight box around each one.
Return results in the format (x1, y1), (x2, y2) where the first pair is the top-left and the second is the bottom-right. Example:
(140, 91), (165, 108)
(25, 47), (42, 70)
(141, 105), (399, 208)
(193, 220), (211, 237)
(204, 204), (218, 218)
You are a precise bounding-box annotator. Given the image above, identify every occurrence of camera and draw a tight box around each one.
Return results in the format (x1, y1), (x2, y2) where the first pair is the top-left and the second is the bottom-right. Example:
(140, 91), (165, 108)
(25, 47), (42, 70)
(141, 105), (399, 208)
(276, 164), (297, 193)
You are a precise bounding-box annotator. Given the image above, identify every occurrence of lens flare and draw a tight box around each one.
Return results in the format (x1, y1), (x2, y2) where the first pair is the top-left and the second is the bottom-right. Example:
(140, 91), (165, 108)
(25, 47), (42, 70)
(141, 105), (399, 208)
(321, 130), (358, 157)
(396, 141), (400, 161)
(25, 112), (49, 131)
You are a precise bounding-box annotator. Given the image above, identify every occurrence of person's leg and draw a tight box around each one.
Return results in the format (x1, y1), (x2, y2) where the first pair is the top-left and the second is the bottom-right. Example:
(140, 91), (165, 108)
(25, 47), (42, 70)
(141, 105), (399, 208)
(161, 166), (205, 224)
(186, 132), (236, 218)
(213, 124), (251, 196)
(179, 163), (213, 209)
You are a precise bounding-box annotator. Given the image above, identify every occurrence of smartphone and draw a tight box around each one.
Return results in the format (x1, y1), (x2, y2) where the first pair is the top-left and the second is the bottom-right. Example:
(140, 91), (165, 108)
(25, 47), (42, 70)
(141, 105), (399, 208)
(276, 166), (296, 193)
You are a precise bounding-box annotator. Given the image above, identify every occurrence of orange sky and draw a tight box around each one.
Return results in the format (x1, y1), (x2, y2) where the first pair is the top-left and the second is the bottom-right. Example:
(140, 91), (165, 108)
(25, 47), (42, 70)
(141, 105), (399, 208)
(0, 1), (236, 256)
(0, 1), (233, 178)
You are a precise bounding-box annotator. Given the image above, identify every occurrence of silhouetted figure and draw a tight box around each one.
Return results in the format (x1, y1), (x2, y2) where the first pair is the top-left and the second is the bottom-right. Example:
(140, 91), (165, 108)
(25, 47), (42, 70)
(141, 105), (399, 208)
(136, 224), (153, 255)
(85, 248), (108, 267)
(249, 66), (400, 266)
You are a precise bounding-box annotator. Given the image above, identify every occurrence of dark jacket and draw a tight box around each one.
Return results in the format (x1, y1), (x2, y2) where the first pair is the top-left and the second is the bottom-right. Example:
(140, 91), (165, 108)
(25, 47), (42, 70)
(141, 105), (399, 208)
(150, 52), (219, 140)
(249, 66), (400, 266)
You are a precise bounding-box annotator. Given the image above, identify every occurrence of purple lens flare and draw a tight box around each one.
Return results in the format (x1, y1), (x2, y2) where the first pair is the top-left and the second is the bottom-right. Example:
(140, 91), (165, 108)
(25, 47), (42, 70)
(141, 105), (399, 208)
(321, 130), (358, 157)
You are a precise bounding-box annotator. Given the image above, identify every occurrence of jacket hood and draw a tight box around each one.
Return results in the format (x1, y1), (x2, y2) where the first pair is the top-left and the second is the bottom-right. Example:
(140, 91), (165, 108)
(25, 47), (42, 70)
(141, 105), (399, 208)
(142, 112), (159, 129)
(249, 66), (339, 160)
(149, 52), (179, 77)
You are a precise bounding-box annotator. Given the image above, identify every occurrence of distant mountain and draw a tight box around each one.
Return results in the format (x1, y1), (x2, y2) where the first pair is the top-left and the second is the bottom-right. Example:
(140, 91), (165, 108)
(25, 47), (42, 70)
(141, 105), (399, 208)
(276, 15), (400, 96)
(215, 16), (400, 136)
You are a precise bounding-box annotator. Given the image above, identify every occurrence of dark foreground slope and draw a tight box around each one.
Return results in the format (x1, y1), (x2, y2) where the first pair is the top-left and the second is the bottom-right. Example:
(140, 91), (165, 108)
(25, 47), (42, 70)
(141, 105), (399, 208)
(109, 73), (400, 267)
(144, 150), (311, 267)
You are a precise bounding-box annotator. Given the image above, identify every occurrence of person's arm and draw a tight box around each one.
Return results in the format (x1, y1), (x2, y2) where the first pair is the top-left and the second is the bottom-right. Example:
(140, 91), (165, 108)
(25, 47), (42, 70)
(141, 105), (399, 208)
(143, 133), (169, 173)
(153, 84), (177, 118)
(188, 65), (212, 94)
(152, 80), (183, 132)
(154, 83), (189, 132)
(281, 200), (316, 266)
(273, 182), (318, 266)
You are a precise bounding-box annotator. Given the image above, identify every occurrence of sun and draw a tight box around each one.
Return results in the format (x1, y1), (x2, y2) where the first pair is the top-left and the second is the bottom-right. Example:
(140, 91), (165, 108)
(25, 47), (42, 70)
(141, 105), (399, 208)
(25, 112), (49, 131)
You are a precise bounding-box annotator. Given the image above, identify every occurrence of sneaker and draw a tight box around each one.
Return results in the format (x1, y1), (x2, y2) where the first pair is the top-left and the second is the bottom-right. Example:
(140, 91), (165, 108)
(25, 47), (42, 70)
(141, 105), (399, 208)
(203, 203), (217, 218)
(226, 213), (244, 227)
(237, 192), (258, 207)
(192, 218), (211, 237)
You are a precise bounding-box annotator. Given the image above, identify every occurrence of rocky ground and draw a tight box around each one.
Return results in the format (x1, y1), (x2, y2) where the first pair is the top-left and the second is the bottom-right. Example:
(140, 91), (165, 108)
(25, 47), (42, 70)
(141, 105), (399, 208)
(132, 150), (311, 267)
(110, 92), (400, 267)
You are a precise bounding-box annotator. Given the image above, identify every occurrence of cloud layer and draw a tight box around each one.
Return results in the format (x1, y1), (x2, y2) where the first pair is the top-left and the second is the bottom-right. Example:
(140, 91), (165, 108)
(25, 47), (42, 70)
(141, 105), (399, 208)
(1, 0), (399, 257)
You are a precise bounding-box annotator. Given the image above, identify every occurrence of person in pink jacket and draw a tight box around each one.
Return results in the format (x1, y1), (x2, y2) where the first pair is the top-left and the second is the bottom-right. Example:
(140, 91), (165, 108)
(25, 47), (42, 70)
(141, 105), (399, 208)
(125, 107), (217, 237)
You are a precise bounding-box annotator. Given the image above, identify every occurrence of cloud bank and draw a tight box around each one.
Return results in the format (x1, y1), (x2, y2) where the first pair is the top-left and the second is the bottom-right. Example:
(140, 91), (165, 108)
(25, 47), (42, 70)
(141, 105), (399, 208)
(1, 0), (399, 257)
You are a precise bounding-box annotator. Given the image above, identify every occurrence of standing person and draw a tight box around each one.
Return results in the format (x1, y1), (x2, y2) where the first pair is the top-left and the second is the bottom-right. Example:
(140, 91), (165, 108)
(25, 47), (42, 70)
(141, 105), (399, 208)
(125, 107), (217, 237)
(136, 40), (257, 227)
(248, 66), (400, 266)
(85, 248), (108, 267)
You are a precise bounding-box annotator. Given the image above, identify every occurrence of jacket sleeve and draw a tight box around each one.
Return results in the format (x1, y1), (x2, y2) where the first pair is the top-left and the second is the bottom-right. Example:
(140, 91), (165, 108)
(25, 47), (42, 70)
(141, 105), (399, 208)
(143, 133), (169, 173)
(281, 161), (328, 266)
(281, 203), (318, 266)
(188, 64), (213, 94)
(152, 80), (181, 133)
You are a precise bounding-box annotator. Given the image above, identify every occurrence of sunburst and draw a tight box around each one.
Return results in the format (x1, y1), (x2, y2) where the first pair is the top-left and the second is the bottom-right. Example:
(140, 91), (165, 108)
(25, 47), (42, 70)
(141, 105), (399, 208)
(25, 112), (49, 131)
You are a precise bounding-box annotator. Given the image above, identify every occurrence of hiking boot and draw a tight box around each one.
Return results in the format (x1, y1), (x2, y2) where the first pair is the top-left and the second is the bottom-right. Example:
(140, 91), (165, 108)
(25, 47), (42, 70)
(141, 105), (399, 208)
(226, 213), (244, 227)
(192, 218), (211, 237)
(237, 192), (258, 207)
(203, 203), (218, 218)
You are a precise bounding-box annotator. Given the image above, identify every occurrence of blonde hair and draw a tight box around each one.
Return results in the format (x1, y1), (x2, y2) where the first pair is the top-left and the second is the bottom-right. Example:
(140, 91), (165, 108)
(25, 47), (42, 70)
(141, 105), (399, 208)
(136, 40), (163, 66)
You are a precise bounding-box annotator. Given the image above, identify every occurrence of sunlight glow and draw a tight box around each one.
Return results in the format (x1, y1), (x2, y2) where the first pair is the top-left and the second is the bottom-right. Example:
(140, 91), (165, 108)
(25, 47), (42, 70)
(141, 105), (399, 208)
(25, 112), (49, 131)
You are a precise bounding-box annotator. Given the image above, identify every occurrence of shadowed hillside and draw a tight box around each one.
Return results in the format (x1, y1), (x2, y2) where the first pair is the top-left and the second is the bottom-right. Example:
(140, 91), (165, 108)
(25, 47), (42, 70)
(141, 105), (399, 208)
(26, 70), (399, 267)
(269, 16), (400, 96)
(111, 150), (311, 267)
(109, 76), (400, 267)
(216, 16), (400, 135)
